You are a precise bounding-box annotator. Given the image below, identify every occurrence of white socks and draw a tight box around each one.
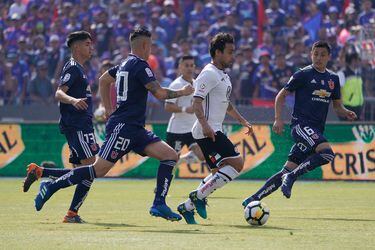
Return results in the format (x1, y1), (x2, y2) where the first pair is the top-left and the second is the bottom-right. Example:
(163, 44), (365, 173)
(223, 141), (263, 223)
(196, 165), (239, 200)
(184, 173), (214, 211)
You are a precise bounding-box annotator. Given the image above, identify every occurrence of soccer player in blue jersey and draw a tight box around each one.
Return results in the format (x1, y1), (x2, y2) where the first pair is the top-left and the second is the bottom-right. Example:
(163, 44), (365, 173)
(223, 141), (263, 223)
(23, 31), (99, 223)
(242, 41), (357, 206)
(32, 27), (194, 221)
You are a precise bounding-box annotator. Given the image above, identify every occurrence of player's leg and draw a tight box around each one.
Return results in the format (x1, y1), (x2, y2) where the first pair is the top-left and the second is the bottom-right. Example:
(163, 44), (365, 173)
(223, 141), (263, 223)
(143, 140), (182, 221)
(281, 142), (334, 198)
(186, 132), (241, 220)
(34, 123), (128, 211)
(242, 143), (305, 206)
(281, 124), (334, 198)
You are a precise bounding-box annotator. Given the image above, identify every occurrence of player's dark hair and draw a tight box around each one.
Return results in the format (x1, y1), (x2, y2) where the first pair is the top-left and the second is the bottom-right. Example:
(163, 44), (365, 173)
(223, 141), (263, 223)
(178, 55), (195, 65)
(209, 33), (234, 58)
(312, 41), (331, 55)
(66, 31), (92, 48)
(129, 27), (151, 42)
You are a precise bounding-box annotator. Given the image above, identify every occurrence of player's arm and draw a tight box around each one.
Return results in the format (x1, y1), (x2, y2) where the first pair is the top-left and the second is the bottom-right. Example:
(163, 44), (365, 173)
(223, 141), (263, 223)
(145, 80), (194, 100)
(55, 85), (88, 110)
(99, 71), (115, 118)
(165, 102), (193, 113)
(193, 96), (216, 141)
(273, 88), (291, 134)
(226, 102), (253, 135)
(332, 99), (357, 120)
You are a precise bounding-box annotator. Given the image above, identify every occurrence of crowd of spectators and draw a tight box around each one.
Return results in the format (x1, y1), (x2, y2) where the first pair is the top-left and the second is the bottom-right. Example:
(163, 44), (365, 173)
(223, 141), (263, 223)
(0, 0), (374, 119)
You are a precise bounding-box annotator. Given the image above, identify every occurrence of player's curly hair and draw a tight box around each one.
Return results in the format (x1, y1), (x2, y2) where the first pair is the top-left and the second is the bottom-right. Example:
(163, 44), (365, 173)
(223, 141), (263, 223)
(209, 33), (234, 58)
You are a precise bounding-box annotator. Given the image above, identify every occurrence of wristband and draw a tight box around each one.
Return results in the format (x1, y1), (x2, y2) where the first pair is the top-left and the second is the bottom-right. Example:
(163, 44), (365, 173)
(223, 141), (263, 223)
(181, 107), (187, 113)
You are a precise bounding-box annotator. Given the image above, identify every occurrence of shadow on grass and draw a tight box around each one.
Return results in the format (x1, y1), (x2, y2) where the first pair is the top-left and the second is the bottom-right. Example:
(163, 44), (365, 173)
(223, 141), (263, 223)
(87, 222), (149, 228)
(284, 217), (375, 222)
(229, 225), (296, 230)
(139, 229), (220, 234)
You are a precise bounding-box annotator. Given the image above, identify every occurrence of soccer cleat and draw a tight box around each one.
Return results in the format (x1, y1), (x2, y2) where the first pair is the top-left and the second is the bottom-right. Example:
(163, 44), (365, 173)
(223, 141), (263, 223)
(149, 204), (182, 221)
(189, 191), (207, 219)
(63, 211), (86, 223)
(177, 203), (197, 224)
(34, 180), (53, 211)
(281, 173), (297, 199)
(242, 196), (256, 208)
(23, 163), (43, 192)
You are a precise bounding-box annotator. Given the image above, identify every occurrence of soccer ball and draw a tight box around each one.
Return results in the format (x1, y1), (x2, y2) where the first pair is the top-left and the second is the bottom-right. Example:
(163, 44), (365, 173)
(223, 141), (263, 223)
(244, 201), (270, 226)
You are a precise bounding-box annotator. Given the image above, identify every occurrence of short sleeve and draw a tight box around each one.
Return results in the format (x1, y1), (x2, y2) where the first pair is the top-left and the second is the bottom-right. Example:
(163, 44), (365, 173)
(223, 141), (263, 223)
(194, 70), (219, 99)
(337, 71), (345, 87)
(135, 61), (157, 86)
(108, 65), (119, 78)
(331, 75), (341, 100)
(284, 70), (304, 92)
(165, 80), (182, 104)
(59, 66), (78, 88)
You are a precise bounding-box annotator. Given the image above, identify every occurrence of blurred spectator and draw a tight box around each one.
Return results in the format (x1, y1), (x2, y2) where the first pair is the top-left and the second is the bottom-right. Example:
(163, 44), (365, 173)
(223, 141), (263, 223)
(252, 51), (277, 100)
(7, 49), (29, 105)
(358, 0), (375, 26)
(8, 0), (26, 19)
(159, 0), (181, 45)
(28, 60), (54, 104)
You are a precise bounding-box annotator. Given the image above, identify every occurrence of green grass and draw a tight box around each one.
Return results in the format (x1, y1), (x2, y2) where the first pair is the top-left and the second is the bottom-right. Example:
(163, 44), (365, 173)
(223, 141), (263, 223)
(1, 178), (375, 250)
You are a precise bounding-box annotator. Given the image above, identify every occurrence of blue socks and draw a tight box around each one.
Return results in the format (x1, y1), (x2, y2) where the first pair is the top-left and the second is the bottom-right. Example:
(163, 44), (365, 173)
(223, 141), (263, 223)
(251, 167), (291, 200)
(48, 165), (96, 194)
(291, 148), (335, 178)
(42, 168), (71, 179)
(69, 180), (93, 212)
(153, 160), (176, 206)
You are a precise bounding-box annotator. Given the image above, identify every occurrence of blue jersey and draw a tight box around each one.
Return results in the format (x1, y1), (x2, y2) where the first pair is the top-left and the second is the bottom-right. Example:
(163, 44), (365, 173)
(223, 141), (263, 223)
(284, 65), (341, 132)
(59, 58), (93, 133)
(108, 54), (156, 127)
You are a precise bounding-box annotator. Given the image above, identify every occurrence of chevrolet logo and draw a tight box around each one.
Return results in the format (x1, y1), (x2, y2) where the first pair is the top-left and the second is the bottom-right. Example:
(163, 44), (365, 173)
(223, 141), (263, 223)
(312, 89), (331, 98)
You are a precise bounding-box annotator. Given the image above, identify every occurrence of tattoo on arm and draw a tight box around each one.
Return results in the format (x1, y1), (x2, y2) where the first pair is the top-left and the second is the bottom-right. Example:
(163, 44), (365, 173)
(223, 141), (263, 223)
(145, 81), (160, 95)
(165, 89), (179, 99)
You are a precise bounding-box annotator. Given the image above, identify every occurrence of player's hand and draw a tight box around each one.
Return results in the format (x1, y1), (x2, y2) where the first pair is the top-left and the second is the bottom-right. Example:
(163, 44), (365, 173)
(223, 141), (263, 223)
(202, 124), (216, 142)
(181, 84), (194, 96)
(185, 106), (194, 114)
(72, 98), (88, 110)
(272, 119), (284, 135)
(345, 110), (357, 121)
(241, 120), (253, 135)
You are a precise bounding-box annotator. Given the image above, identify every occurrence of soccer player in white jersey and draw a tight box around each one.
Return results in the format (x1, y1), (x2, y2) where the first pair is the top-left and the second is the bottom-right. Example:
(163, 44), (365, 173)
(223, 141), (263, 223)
(177, 33), (253, 224)
(165, 55), (204, 164)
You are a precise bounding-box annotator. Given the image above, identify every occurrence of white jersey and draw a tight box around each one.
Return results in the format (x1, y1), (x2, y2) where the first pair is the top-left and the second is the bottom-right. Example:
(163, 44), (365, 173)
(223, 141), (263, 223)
(192, 63), (232, 139)
(166, 76), (196, 133)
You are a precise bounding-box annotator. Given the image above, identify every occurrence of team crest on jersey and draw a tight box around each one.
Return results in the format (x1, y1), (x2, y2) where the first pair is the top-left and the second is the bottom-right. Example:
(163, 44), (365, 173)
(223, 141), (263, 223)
(145, 67), (153, 77)
(328, 79), (335, 90)
(90, 144), (97, 151)
(62, 73), (71, 83)
(111, 151), (118, 159)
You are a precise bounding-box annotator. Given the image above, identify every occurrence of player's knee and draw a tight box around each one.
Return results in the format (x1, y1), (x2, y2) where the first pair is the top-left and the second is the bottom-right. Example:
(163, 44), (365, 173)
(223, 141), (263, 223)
(318, 148), (335, 164)
(163, 150), (178, 162)
(81, 156), (96, 165)
(222, 157), (243, 172)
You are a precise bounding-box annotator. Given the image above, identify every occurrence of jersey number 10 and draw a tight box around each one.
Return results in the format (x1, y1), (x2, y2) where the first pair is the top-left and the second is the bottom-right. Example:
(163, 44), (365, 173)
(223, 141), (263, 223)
(116, 71), (129, 101)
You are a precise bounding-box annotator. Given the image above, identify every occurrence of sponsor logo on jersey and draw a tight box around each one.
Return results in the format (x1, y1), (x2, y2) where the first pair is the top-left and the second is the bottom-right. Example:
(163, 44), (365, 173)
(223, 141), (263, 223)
(145, 67), (154, 77)
(328, 79), (335, 90)
(312, 89), (331, 98)
(62, 73), (71, 83)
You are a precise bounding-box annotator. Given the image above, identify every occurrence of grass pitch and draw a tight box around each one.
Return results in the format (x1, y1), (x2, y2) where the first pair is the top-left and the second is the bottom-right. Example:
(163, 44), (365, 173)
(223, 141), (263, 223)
(1, 178), (374, 250)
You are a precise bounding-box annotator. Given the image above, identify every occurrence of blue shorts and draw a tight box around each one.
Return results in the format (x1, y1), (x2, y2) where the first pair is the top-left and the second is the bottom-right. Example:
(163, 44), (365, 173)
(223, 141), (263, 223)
(288, 123), (327, 165)
(64, 129), (99, 165)
(99, 122), (161, 163)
